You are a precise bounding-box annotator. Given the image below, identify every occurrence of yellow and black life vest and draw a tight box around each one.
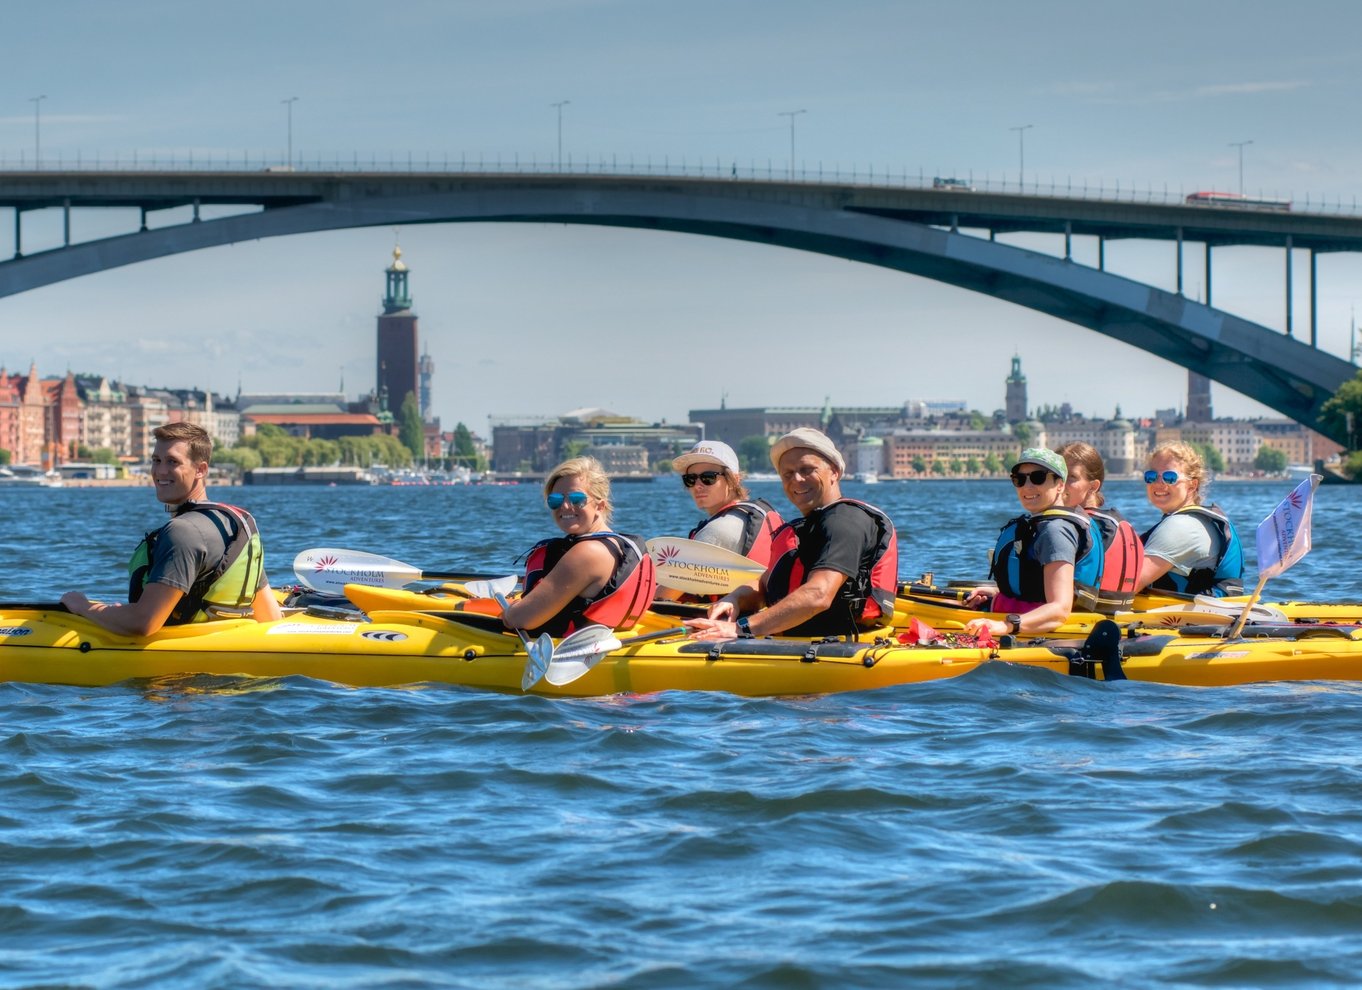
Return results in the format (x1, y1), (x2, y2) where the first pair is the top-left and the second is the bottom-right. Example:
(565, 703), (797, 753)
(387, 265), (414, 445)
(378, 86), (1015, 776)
(127, 501), (265, 624)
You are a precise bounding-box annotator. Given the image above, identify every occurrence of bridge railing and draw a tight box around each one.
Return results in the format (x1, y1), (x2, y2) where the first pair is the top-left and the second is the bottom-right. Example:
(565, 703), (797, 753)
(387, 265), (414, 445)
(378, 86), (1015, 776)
(0, 150), (1357, 217)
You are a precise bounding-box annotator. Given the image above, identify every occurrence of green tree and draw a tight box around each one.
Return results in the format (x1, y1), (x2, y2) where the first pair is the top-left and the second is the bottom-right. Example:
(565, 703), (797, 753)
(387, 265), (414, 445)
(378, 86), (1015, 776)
(930, 459), (947, 476)
(398, 391), (424, 459)
(1190, 442), (1226, 473)
(969, 410), (987, 431)
(1254, 445), (1288, 474)
(1320, 371), (1362, 449)
(738, 435), (770, 473)
(911, 455), (927, 474)
(451, 422), (484, 470)
(562, 439), (589, 461)
(0, 448), (13, 465)
(949, 458), (965, 475)
(218, 446), (262, 473)
(1012, 422), (1035, 446)
(966, 457), (981, 475)
(984, 453), (1003, 474)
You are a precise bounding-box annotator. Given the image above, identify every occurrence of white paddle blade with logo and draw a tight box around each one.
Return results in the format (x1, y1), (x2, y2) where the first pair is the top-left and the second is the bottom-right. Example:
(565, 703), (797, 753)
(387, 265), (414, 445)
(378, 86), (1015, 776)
(646, 537), (766, 596)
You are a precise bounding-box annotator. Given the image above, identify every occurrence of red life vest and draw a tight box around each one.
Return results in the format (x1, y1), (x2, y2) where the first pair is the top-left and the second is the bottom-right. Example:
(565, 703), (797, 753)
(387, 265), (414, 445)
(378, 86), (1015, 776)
(1085, 506), (1145, 613)
(522, 531), (657, 636)
(762, 499), (899, 627)
(688, 498), (784, 567)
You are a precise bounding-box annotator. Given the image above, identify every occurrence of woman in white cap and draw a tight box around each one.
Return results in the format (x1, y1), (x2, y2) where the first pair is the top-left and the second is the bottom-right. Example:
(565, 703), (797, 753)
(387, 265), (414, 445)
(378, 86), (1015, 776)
(671, 439), (783, 566)
(963, 447), (1103, 638)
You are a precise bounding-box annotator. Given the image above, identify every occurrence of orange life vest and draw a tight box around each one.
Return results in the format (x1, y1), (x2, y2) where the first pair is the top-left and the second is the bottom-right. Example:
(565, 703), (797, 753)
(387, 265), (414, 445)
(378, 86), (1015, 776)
(522, 531), (657, 636)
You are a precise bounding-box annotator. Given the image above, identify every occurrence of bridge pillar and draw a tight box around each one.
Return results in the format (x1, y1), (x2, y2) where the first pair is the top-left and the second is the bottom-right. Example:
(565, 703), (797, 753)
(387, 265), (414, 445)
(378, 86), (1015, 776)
(1285, 235), (1294, 338)
(1064, 221), (1072, 260)
(139, 208), (148, 233)
(1205, 244), (1213, 306)
(193, 198), (201, 223)
(12, 209), (19, 259)
(63, 199), (71, 247)
(1176, 227), (1183, 295)
(1098, 236), (1105, 271)
(1310, 249), (1318, 347)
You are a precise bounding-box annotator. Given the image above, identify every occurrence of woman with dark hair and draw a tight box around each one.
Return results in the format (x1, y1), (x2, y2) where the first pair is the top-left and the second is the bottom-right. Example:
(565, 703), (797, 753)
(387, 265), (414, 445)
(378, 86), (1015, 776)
(1057, 441), (1144, 612)
(671, 439), (782, 566)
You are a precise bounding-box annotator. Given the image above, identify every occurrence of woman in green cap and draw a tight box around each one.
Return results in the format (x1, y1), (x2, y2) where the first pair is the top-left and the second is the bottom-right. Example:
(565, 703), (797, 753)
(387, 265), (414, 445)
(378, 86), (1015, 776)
(962, 447), (1103, 638)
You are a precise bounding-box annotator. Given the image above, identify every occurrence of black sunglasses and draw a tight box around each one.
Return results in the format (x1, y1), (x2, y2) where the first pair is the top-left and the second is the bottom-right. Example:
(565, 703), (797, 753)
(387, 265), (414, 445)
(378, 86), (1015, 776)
(682, 471), (723, 488)
(1010, 468), (1055, 487)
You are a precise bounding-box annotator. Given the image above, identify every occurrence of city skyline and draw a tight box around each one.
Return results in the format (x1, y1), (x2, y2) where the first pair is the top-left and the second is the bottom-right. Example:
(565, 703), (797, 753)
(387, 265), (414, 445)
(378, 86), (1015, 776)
(2, 0), (1361, 433)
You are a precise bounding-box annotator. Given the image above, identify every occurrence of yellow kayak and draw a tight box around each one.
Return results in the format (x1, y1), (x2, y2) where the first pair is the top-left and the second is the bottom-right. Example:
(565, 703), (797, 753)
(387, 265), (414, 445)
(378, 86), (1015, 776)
(1, 602), (1361, 696)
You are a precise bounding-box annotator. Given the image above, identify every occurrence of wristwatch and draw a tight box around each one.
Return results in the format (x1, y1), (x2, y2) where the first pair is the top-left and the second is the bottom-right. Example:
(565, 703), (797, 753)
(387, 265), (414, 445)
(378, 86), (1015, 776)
(1005, 613), (1022, 635)
(736, 616), (753, 638)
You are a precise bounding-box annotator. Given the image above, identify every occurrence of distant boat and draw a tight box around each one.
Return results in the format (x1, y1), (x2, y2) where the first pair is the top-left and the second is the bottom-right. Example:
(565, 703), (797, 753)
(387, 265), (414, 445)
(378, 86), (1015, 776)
(0, 465), (62, 488)
(1286, 464), (1318, 481)
(857, 472), (880, 484)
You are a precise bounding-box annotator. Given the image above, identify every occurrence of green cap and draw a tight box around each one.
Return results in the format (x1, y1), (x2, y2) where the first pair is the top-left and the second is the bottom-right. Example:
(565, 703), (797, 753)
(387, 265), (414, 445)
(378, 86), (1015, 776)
(1011, 447), (1067, 480)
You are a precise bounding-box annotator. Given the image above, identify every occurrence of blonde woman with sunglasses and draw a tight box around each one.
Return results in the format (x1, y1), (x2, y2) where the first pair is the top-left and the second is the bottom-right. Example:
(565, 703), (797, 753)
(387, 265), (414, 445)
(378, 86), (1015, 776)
(501, 456), (656, 636)
(1136, 441), (1244, 596)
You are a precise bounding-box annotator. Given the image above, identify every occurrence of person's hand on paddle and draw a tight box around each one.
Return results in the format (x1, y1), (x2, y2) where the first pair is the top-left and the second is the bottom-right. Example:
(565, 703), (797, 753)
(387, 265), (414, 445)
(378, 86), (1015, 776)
(963, 588), (995, 610)
(684, 616), (739, 641)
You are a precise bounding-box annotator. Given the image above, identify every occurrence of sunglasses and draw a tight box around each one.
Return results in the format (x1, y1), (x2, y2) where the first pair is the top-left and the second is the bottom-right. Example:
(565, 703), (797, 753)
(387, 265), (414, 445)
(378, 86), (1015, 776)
(1144, 470), (1184, 485)
(1010, 468), (1055, 487)
(682, 471), (723, 488)
(546, 491), (590, 510)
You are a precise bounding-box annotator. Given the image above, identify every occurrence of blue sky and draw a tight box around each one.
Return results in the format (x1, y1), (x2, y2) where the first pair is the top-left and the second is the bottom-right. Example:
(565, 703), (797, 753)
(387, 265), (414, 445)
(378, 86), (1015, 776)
(2, 0), (1361, 434)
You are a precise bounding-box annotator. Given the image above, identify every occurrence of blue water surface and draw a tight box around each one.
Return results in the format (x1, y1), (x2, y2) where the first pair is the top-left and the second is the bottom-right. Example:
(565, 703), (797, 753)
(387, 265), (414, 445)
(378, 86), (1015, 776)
(2, 478), (1361, 988)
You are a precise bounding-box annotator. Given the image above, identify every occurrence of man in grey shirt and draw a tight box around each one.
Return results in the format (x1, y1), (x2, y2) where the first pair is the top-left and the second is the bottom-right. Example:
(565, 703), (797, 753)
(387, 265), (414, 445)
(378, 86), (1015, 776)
(61, 422), (282, 636)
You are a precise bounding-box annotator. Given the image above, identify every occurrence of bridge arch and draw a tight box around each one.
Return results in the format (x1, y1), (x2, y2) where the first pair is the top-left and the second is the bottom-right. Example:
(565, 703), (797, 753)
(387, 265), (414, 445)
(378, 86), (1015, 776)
(1, 182), (1353, 439)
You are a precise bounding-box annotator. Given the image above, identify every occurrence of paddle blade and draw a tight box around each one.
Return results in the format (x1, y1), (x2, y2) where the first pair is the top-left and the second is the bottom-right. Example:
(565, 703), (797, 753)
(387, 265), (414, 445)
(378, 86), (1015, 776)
(464, 575), (519, 600)
(543, 625), (620, 685)
(521, 633), (555, 691)
(293, 548), (421, 594)
(646, 537), (766, 596)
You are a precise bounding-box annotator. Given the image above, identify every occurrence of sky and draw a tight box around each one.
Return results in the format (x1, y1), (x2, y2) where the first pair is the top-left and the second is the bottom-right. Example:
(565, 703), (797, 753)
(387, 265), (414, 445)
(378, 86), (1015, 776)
(3, 0), (1362, 436)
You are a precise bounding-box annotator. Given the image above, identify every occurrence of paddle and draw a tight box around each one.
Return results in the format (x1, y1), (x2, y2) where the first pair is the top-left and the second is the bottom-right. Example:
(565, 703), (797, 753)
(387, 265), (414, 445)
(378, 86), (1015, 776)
(645, 537), (766, 596)
(544, 625), (689, 686)
(292, 548), (517, 597)
(491, 590), (555, 691)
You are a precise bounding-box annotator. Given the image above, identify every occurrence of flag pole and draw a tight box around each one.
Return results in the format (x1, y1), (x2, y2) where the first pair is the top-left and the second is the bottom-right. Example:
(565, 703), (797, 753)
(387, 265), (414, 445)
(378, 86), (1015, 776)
(1224, 575), (1269, 640)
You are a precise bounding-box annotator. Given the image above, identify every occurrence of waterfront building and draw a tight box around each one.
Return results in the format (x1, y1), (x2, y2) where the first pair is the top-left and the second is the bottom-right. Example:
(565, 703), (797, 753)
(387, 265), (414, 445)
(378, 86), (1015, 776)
(376, 246), (420, 416)
(1187, 371), (1213, 422)
(124, 386), (174, 462)
(75, 376), (133, 457)
(882, 428), (1018, 478)
(688, 401), (902, 450)
(490, 409), (701, 474)
(0, 369), (24, 463)
(1043, 410), (1140, 476)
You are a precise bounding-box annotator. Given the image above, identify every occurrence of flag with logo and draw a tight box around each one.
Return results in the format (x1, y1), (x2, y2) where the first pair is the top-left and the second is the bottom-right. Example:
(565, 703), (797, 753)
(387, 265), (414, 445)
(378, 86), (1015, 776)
(1255, 474), (1322, 582)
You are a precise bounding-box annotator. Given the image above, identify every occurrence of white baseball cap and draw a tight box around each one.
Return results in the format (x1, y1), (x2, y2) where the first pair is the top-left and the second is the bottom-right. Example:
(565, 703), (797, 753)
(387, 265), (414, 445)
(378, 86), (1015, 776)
(769, 428), (845, 474)
(673, 440), (741, 475)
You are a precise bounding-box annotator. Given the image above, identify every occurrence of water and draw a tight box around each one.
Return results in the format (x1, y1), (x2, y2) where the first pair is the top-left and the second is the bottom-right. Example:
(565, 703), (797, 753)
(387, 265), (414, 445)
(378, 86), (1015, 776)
(3, 478), (1362, 988)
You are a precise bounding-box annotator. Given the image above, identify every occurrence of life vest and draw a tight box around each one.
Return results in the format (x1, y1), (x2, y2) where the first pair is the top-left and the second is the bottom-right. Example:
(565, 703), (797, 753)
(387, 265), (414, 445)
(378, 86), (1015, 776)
(522, 531), (657, 637)
(127, 501), (265, 625)
(689, 498), (784, 567)
(989, 507), (1103, 611)
(762, 499), (899, 629)
(1141, 504), (1245, 597)
(1085, 506), (1145, 613)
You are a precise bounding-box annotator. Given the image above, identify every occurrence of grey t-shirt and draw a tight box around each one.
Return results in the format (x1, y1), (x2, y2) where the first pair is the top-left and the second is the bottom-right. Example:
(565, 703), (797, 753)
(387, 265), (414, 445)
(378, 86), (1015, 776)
(144, 509), (264, 596)
(691, 512), (748, 555)
(1029, 515), (1082, 567)
(1144, 513), (1222, 576)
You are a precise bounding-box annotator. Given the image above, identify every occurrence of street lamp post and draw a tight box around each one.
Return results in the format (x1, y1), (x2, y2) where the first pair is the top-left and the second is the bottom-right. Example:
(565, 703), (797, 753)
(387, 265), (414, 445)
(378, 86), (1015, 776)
(282, 97), (299, 168)
(1229, 139), (1253, 194)
(778, 109), (806, 179)
(29, 95), (47, 168)
(551, 100), (570, 170)
(1010, 124), (1033, 192)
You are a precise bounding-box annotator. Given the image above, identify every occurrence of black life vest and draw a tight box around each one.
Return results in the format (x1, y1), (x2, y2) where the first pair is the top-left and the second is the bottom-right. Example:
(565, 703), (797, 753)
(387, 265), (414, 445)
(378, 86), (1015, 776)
(989, 507), (1102, 610)
(763, 499), (899, 632)
(1141, 504), (1245, 597)
(522, 531), (657, 637)
(128, 501), (264, 625)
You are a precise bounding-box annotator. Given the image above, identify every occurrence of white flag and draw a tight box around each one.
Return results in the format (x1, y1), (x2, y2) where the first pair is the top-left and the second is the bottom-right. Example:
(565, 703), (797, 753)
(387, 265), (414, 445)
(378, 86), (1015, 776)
(1255, 475), (1321, 582)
